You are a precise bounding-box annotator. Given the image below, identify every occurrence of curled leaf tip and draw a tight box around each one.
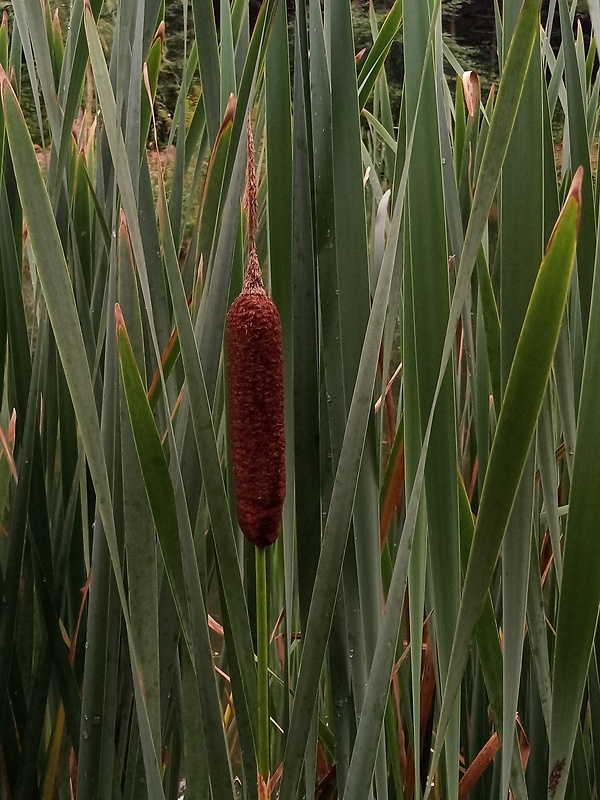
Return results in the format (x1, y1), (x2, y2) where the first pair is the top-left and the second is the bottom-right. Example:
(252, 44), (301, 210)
(0, 66), (11, 100)
(462, 70), (480, 118)
(224, 93), (236, 124)
(569, 166), (584, 205)
(153, 21), (165, 44)
(83, 0), (93, 14)
(115, 303), (126, 333)
(546, 165), (583, 254)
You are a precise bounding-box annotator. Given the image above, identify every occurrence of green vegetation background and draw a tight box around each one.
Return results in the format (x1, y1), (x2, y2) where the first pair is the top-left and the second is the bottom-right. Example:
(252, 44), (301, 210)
(4, 0), (509, 146)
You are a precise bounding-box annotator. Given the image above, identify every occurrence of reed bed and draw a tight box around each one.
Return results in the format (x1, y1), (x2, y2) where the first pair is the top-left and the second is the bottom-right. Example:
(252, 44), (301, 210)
(0, 1), (599, 799)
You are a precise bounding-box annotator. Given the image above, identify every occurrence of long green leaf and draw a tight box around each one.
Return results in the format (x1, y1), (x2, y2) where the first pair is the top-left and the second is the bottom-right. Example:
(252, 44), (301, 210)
(426, 167), (581, 798)
(115, 309), (191, 650)
(279, 107), (405, 800)
(357, 0), (403, 110)
(116, 307), (238, 799)
(1, 70), (166, 799)
(549, 187), (600, 800)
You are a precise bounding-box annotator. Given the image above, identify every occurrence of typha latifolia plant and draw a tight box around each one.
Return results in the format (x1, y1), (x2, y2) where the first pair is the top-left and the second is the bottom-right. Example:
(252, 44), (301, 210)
(226, 119), (286, 793)
(0, 0), (598, 798)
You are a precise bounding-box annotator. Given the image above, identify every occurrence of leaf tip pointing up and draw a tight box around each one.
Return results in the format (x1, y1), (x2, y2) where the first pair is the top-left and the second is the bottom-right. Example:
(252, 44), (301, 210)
(462, 70), (480, 118)
(224, 93), (236, 125)
(546, 166), (583, 253)
(0, 63), (17, 109)
(153, 20), (165, 46)
(568, 165), (584, 207)
(0, 62), (8, 93)
(115, 303), (126, 336)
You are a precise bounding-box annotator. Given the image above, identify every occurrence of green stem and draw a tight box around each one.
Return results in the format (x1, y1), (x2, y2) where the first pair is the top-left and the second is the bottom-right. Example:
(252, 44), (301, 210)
(256, 545), (269, 780)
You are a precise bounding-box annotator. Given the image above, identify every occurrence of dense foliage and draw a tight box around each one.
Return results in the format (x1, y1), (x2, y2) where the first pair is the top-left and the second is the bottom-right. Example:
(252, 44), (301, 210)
(1, 2), (600, 800)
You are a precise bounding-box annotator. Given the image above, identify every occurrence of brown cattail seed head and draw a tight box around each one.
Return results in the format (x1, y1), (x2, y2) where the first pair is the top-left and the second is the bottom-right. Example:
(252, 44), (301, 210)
(226, 119), (286, 547)
(226, 288), (286, 547)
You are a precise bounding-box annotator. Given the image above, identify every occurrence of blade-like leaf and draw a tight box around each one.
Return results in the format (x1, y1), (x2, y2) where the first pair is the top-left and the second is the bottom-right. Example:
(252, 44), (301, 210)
(426, 168), (581, 797)
(549, 193), (600, 800)
(1, 70), (166, 798)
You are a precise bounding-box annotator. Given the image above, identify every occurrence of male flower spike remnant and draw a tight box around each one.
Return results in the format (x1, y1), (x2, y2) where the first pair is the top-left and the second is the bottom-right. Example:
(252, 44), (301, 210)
(226, 121), (286, 548)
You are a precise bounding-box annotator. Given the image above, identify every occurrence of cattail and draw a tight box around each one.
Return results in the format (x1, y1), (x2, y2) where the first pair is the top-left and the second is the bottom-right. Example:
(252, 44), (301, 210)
(226, 122), (286, 548)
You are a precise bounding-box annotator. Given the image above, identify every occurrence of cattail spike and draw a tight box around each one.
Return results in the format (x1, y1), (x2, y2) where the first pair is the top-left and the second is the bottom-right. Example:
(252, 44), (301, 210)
(226, 118), (286, 548)
(226, 293), (286, 547)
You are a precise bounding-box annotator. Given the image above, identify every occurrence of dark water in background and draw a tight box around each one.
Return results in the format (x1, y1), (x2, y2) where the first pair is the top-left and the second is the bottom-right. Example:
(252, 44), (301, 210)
(441, 0), (595, 111)
(18, 1), (597, 145)
(445, 0), (593, 75)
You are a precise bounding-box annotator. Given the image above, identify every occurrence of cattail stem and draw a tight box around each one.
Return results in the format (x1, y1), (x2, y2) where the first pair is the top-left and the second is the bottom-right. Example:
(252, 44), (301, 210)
(243, 121), (263, 294)
(246, 118), (258, 251)
(256, 546), (270, 782)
